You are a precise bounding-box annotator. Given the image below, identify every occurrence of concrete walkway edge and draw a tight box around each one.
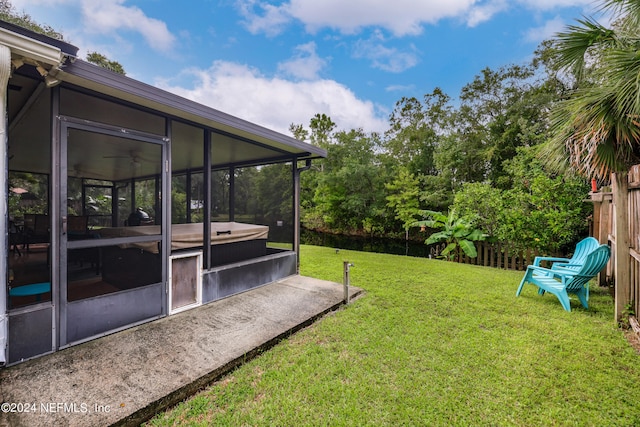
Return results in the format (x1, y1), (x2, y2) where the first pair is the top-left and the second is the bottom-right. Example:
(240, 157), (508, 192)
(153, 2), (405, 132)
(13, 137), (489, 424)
(0, 275), (364, 427)
(117, 279), (363, 427)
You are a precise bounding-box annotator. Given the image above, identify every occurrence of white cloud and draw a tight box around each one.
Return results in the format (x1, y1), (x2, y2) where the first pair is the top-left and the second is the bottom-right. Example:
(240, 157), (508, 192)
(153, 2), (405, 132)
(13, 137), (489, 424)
(10, 0), (176, 54)
(237, 0), (601, 38)
(524, 16), (567, 43)
(156, 61), (388, 135)
(239, 0), (476, 37)
(517, 0), (594, 11)
(386, 84), (416, 93)
(80, 0), (176, 53)
(10, 0), (73, 7)
(238, 0), (292, 37)
(466, 0), (508, 27)
(277, 42), (329, 80)
(446, 0), (592, 28)
(353, 35), (419, 73)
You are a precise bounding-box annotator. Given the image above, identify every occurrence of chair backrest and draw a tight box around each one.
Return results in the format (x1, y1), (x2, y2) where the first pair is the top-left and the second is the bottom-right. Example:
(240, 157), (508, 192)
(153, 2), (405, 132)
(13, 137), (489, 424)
(569, 237), (600, 264)
(565, 245), (611, 291)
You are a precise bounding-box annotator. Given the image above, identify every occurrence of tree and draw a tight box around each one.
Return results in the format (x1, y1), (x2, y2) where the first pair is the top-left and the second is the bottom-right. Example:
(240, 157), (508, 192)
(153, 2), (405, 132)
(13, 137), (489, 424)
(309, 129), (388, 234)
(452, 182), (503, 239)
(384, 89), (452, 176)
(0, 0), (63, 40)
(86, 52), (126, 75)
(0, 1), (126, 74)
(309, 113), (336, 149)
(289, 123), (309, 141)
(545, 0), (640, 320)
(455, 64), (555, 186)
(545, 1), (640, 179)
(385, 167), (422, 231)
(451, 147), (590, 254)
(254, 163), (292, 223)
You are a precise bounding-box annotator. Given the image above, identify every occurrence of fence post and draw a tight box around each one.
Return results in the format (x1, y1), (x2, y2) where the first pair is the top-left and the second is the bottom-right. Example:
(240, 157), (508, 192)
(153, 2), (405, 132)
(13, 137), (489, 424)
(612, 172), (631, 321)
(493, 244), (498, 268)
(595, 192), (612, 287)
(503, 245), (509, 270)
(484, 242), (488, 266)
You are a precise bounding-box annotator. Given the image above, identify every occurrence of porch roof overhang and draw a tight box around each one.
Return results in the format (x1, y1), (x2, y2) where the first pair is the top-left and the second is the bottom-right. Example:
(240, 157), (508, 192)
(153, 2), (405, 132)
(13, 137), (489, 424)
(0, 19), (326, 172)
(0, 21), (75, 67)
(56, 60), (327, 163)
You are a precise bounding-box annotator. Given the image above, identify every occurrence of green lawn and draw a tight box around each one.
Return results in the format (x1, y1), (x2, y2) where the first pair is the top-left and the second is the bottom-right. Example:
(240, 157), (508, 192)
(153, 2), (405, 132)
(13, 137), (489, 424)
(147, 245), (640, 426)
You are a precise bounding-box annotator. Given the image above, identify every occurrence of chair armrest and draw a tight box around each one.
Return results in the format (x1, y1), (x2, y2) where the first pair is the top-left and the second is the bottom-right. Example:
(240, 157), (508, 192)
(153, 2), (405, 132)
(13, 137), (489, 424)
(527, 264), (555, 275)
(527, 265), (577, 281)
(533, 256), (570, 267)
(553, 263), (581, 271)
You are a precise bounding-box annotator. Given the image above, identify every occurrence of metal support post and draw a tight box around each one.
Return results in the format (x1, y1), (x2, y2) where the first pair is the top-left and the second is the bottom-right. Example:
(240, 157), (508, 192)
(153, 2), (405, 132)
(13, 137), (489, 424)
(343, 261), (353, 304)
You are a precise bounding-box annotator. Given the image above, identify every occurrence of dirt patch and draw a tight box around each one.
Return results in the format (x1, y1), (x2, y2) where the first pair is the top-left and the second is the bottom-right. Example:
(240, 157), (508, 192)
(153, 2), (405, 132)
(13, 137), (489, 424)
(625, 331), (640, 354)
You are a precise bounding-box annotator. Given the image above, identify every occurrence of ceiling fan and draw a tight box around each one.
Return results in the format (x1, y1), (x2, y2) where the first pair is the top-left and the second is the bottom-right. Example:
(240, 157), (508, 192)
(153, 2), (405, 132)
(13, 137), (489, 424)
(102, 150), (144, 165)
(70, 163), (109, 179)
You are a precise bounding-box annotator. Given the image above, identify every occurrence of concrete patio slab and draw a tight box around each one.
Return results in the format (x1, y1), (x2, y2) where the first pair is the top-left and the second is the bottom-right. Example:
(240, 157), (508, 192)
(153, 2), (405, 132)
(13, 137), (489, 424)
(0, 275), (363, 427)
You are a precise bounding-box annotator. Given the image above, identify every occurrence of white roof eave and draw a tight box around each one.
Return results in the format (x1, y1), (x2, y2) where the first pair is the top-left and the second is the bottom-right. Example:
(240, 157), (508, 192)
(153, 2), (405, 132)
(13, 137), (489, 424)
(0, 26), (64, 66)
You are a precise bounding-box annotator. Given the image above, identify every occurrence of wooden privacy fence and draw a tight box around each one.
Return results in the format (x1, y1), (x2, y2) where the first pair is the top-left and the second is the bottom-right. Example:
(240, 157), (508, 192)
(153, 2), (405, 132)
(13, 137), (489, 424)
(431, 241), (546, 271)
(591, 164), (640, 320)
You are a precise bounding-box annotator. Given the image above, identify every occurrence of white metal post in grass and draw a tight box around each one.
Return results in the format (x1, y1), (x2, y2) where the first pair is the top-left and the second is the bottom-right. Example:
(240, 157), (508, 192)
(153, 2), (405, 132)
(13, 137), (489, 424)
(343, 261), (353, 304)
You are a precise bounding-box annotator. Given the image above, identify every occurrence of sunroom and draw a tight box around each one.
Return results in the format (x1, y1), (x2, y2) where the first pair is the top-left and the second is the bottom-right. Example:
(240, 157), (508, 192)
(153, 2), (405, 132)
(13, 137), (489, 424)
(0, 21), (325, 365)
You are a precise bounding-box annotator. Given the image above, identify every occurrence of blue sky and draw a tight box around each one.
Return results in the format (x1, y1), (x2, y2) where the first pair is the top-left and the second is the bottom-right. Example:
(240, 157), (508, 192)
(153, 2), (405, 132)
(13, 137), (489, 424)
(10, 0), (601, 136)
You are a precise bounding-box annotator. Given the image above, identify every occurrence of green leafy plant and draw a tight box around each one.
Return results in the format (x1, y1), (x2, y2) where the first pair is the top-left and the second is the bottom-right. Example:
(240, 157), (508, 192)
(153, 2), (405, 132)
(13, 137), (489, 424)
(413, 209), (486, 260)
(620, 301), (636, 329)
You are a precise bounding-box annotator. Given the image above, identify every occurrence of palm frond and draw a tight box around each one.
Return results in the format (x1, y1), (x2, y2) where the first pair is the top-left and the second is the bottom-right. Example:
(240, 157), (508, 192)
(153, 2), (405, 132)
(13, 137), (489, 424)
(547, 0), (640, 180)
(601, 0), (640, 30)
(554, 17), (618, 80)
(546, 83), (640, 179)
(605, 48), (640, 109)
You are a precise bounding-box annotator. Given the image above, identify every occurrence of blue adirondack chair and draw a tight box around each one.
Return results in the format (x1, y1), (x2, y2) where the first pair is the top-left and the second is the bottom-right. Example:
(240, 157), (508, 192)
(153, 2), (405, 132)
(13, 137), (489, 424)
(532, 236), (600, 273)
(516, 244), (611, 312)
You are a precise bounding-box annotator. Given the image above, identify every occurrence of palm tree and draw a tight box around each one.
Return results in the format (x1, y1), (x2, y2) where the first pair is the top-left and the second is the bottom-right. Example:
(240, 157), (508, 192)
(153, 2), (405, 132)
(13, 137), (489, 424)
(547, 3), (640, 177)
(546, 0), (640, 320)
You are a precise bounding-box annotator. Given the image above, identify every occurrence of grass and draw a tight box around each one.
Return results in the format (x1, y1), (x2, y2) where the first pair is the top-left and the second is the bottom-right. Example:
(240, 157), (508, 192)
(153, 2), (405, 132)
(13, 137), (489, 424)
(146, 245), (640, 426)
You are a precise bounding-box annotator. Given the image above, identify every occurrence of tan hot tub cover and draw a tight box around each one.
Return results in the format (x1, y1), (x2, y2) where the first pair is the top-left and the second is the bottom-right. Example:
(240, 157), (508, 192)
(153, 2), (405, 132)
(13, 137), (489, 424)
(98, 222), (269, 253)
